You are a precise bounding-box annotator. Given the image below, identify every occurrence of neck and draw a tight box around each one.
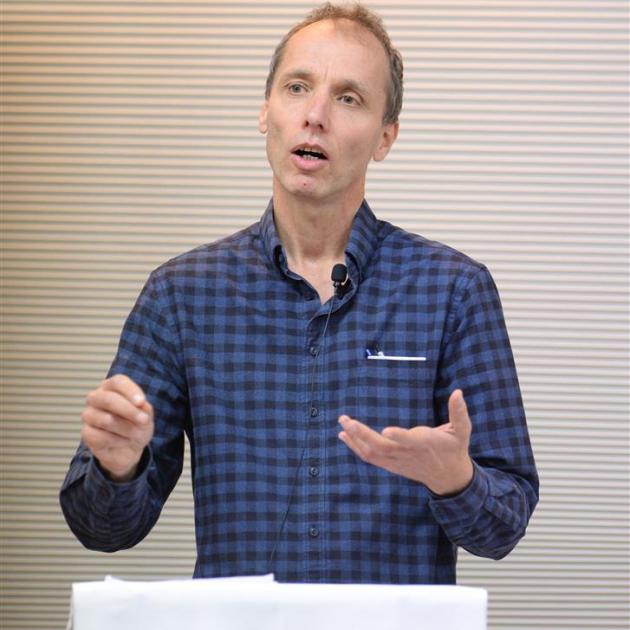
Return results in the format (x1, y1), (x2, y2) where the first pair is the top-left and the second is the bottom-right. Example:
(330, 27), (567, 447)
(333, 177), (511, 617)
(272, 186), (360, 268)
(272, 186), (361, 302)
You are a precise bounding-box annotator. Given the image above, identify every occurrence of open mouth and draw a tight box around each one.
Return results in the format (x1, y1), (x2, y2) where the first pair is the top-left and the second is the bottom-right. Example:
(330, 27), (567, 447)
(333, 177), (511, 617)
(293, 146), (328, 161)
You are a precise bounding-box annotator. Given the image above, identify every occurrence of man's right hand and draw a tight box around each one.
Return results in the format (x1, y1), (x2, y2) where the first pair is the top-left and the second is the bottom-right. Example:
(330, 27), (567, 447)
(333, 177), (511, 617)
(81, 374), (154, 482)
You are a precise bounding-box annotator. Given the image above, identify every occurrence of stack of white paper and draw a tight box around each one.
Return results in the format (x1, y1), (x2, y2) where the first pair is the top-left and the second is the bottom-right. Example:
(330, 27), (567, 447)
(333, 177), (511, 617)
(69, 575), (487, 630)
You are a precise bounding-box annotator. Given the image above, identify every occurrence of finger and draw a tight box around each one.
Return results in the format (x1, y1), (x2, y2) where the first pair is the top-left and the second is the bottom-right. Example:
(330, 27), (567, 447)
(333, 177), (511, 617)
(81, 423), (135, 451)
(86, 389), (150, 426)
(102, 374), (147, 407)
(339, 415), (394, 446)
(448, 389), (471, 436)
(338, 416), (397, 463)
(338, 416), (368, 453)
(340, 431), (384, 464)
(81, 406), (142, 441)
(339, 428), (373, 459)
(381, 426), (410, 444)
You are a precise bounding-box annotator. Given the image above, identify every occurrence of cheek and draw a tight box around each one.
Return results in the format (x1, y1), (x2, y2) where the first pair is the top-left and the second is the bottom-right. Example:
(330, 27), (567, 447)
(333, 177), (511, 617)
(265, 125), (283, 160)
(264, 126), (291, 181)
(347, 140), (378, 170)
(345, 126), (383, 162)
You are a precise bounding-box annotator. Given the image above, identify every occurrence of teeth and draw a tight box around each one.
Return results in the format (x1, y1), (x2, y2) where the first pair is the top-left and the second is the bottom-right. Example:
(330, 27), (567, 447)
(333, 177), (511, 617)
(296, 146), (325, 159)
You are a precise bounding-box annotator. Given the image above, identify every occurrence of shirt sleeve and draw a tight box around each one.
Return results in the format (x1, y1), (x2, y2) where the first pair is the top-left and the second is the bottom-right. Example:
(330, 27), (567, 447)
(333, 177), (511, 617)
(59, 270), (189, 551)
(428, 265), (539, 560)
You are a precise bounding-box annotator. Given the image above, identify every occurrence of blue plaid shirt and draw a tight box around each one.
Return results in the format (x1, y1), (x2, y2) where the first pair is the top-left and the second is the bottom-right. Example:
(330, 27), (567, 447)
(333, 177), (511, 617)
(60, 200), (538, 584)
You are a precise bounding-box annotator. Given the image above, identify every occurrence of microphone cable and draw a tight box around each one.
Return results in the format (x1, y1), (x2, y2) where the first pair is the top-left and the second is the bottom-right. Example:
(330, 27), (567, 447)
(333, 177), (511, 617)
(267, 264), (348, 571)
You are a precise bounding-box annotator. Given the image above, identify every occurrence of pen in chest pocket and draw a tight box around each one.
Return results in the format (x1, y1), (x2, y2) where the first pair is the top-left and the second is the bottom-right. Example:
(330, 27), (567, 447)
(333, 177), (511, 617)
(365, 348), (427, 362)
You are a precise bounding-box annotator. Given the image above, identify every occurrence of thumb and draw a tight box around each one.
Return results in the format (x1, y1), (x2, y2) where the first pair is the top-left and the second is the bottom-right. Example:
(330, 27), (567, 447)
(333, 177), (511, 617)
(448, 389), (472, 439)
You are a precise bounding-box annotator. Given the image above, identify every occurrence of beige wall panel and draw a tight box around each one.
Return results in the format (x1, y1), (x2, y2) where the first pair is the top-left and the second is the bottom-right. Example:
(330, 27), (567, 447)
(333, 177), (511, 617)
(1, 1), (628, 629)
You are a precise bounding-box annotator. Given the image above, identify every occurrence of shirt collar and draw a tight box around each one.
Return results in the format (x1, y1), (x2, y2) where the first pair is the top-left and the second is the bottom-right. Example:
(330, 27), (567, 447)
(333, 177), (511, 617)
(259, 199), (286, 272)
(345, 199), (379, 283)
(259, 198), (380, 283)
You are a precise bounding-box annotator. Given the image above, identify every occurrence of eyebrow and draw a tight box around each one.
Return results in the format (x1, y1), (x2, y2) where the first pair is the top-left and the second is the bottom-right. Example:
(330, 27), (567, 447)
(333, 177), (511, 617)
(279, 69), (371, 99)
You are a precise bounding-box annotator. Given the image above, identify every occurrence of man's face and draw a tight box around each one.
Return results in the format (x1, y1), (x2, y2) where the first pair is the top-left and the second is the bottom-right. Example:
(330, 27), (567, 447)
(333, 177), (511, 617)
(259, 19), (398, 207)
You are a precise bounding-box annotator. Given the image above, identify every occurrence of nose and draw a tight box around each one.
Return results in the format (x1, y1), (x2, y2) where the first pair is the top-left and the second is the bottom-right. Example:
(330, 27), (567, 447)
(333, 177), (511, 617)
(303, 91), (329, 131)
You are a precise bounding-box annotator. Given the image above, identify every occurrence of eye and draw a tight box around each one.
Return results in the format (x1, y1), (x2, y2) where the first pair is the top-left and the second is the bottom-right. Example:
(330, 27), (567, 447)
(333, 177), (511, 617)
(288, 83), (306, 94)
(339, 94), (358, 106)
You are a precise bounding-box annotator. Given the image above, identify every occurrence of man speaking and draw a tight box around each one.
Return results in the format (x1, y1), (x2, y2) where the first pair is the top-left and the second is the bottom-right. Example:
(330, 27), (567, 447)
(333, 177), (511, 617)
(60, 2), (538, 584)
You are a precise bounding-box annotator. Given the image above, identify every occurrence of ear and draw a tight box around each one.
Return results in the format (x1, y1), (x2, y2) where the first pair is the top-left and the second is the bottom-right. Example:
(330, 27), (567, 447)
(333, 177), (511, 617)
(372, 121), (399, 162)
(258, 101), (269, 134)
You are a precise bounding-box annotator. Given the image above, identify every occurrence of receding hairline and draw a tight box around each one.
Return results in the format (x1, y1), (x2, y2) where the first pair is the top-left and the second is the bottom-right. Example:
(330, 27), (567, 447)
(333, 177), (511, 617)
(268, 19), (391, 103)
(265, 3), (404, 125)
(270, 18), (389, 83)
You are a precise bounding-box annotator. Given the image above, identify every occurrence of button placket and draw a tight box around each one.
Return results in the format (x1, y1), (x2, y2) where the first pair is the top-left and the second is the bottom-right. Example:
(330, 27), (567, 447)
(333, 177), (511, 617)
(303, 308), (329, 580)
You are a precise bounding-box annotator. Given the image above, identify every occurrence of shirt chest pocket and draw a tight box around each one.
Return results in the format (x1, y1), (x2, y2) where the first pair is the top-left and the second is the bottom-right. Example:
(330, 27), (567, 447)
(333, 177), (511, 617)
(352, 356), (436, 429)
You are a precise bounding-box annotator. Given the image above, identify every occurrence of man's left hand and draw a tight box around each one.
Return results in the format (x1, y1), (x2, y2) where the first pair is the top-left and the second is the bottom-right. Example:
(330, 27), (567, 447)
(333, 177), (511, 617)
(338, 389), (474, 496)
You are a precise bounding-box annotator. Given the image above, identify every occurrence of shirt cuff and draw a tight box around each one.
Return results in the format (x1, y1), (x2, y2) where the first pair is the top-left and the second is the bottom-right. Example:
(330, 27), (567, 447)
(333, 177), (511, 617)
(428, 461), (489, 534)
(84, 447), (152, 510)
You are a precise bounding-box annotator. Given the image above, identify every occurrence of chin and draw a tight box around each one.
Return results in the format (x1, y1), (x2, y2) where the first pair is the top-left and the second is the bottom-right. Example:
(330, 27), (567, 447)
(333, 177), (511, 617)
(285, 177), (324, 198)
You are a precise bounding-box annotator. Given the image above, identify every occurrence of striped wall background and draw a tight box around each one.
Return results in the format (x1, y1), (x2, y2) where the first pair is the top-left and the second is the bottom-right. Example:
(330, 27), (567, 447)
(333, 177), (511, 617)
(1, 1), (628, 628)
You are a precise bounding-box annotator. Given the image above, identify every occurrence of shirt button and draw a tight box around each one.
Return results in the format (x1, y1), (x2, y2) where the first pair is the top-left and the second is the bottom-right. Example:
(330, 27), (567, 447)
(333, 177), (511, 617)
(308, 466), (320, 477)
(309, 345), (318, 357)
(310, 407), (319, 418)
(309, 527), (319, 538)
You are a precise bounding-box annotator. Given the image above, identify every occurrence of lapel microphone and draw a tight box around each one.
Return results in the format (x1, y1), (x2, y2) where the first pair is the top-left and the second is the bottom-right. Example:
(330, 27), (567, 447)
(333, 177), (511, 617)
(331, 263), (348, 299)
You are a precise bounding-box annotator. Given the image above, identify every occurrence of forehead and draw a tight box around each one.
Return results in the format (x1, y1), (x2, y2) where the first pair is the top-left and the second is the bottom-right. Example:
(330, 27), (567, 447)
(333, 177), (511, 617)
(278, 19), (389, 87)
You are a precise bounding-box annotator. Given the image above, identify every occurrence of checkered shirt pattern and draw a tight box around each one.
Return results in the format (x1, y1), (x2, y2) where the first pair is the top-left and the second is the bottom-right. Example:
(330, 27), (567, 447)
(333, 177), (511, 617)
(60, 200), (539, 584)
